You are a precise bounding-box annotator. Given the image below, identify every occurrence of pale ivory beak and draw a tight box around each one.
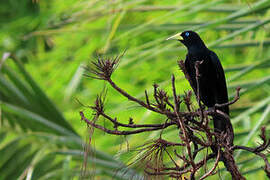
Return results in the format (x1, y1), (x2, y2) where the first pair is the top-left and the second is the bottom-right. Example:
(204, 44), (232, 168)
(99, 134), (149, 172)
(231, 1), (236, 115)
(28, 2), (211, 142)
(166, 33), (183, 41)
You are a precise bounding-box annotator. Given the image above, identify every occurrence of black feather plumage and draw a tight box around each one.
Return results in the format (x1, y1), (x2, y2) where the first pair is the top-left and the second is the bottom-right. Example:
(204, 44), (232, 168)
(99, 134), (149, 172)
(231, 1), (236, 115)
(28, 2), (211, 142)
(179, 31), (229, 132)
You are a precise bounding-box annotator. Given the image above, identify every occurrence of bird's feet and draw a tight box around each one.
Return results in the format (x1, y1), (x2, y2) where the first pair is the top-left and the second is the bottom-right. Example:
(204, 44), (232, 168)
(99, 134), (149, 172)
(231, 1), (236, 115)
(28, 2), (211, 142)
(208, 106), (216, 112)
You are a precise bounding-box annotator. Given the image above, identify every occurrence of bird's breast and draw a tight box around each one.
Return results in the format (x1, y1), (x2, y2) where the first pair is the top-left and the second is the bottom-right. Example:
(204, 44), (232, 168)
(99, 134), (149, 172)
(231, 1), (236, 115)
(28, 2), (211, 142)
(188, 51), (209, 62)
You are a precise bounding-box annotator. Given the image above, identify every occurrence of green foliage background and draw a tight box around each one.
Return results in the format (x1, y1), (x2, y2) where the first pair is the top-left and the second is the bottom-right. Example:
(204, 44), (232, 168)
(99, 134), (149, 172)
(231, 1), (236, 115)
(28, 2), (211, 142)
(1, 0), (270, 179)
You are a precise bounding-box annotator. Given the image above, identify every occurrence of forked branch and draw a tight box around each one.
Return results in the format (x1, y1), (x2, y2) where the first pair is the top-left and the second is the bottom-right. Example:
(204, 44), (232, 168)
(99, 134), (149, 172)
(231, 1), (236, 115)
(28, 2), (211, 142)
(80, 54), (270, 179)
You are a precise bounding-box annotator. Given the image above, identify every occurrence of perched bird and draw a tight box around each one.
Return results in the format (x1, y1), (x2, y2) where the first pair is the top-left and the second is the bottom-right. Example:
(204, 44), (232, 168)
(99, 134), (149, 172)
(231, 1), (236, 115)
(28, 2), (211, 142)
(167, 31), (229, 133)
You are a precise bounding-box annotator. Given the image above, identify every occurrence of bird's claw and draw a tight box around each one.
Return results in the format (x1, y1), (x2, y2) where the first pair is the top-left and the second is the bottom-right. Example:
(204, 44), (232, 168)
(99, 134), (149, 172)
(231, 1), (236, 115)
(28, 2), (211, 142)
(208, 107), (216, 112)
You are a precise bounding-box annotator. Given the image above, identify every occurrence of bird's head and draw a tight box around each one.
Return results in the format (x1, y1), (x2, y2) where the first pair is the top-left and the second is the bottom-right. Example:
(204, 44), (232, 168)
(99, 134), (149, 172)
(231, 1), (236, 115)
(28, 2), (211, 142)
(166, 31), (206, 50)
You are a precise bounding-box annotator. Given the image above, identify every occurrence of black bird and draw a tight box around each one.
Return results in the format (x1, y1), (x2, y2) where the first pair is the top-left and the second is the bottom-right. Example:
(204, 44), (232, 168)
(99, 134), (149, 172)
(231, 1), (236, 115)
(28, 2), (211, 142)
(167, 31), (229, 133)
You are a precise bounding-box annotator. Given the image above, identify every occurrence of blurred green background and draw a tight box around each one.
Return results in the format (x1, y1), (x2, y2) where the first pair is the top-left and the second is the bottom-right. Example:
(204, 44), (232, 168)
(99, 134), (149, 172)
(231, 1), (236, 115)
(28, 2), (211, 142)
(1, 0), (270, 179)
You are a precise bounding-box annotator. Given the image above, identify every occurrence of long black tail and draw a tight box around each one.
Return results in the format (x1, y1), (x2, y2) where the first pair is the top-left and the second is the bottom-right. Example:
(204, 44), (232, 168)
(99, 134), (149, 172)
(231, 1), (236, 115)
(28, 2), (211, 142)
(213, 106), (234, 145)
(213, 115), (228, 132)
(213, 106), (229, 132)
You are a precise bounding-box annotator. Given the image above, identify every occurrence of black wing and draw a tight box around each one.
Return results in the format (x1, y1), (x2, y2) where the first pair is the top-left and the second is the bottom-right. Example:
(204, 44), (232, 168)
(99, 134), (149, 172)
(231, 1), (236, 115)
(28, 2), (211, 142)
(184, 54), (197, 93)
(209, 50), (229, 115)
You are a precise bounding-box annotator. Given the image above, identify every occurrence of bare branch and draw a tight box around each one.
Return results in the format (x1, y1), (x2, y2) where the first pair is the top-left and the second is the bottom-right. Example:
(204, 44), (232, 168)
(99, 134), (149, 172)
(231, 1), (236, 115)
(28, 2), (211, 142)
(232, 127), (270, 153)
(81, 53), (269, 179)
(80, 111), (174, 135)
(199, 148), (220, 180)
(145, 90), (150, 106)
(215, 87), (241, 109)
(107, 78), (172, 116)
(172, 74), (195, 171)
(194, 61), (205, 125)
(100, 111), (175, 128)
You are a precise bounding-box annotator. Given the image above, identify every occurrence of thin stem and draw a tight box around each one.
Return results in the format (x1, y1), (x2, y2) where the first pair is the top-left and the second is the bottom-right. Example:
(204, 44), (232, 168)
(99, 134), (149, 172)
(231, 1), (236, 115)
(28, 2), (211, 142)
(80, 111), (173, 135)
(107, 78), (172, 116)
(100, 111), (175, 128)
(199, 148), (220, 180)
(215, 87), (241, 108)
(172, 75), (196, 171)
